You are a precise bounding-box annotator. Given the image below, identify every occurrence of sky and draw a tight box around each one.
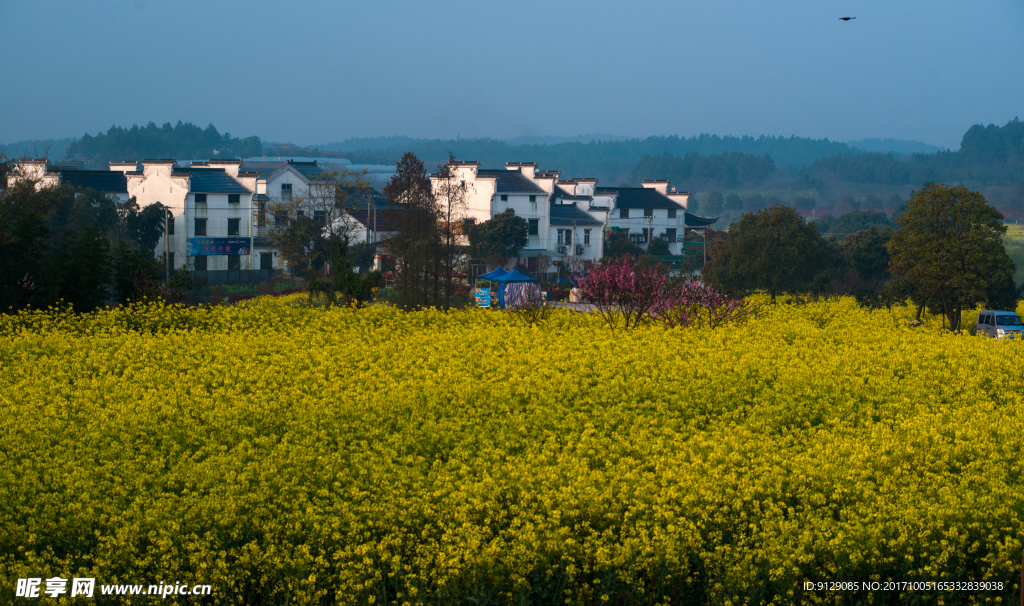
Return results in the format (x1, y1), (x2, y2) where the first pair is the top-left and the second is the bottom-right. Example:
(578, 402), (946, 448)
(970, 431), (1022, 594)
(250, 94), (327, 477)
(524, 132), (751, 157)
(0, 0), (1021, 149)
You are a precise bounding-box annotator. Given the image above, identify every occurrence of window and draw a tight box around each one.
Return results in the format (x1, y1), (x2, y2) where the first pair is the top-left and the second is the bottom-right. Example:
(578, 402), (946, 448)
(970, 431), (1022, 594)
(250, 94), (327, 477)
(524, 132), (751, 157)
(557, 229), (573, 246)
(314, 210), (326, 224)
(275, 212), (287, 227)
(665, 228), (677, 243)
(194, 256), (207, 272)
(501, 194), (508, 202)
(583, 229), (591, 245)
(228, 194), (240, 205)
(296, 210), (305, 218)
(642, 228), (650, 242)
(527, 256), (538, 271)
(228, 218), (240, 236)
(529, 195), (536, 202)
(668, 208), (677, 219)
(281, 183), (293, 201)
(620, 208), (629, 219)
(644, 208), (654, 218)
(166, 216), (175, 235)
(997, 314), (1023, 326)
(228, 255), (240, 271)
(162, 252), (175, 271)
(257, 202), (265, 227)
(195, 218), (207, 236)
(194, 194), (207, 205)
(528, 219), (539, 236)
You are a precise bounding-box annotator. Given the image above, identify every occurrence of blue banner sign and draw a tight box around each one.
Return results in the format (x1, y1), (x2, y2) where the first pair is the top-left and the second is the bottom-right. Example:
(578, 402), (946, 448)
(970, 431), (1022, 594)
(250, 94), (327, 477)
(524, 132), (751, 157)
(189, 238), (251, 256)
(475, 288), (491, 308)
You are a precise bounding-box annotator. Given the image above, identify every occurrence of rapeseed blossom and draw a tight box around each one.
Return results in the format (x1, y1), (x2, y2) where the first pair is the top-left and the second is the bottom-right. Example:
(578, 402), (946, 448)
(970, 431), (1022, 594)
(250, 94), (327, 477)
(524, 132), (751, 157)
(0, 297), (1022, 604)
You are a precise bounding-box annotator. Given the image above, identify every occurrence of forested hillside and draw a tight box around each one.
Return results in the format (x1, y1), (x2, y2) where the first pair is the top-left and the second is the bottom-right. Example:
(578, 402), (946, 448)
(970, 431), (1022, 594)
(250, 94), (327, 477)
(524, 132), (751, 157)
(798, 118), (1024, 186)
(317, 133), (856, 181)
(66, 122), (263, 166)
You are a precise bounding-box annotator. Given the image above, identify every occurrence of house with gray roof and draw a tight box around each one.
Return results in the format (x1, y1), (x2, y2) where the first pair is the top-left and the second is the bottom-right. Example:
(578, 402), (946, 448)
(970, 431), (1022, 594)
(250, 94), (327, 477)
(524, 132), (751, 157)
(429, 159), (716, 268)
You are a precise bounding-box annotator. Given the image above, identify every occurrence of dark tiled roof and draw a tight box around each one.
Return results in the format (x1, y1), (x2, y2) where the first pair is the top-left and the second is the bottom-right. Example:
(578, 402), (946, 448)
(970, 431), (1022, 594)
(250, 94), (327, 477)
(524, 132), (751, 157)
(477, 169), (547, 195)
(549, 202), (603, 226)
(237, 160), (324, 181)
(684, 212), (719, 227)
(343, 187), (388, 210)
(180, 168), (251, 194)
(349, 209), (404, 232)
(595, 187), (685, 210)
(549, 184), (593, 203)
(287, 160), (324, 180)
(57, 169), (128, 193)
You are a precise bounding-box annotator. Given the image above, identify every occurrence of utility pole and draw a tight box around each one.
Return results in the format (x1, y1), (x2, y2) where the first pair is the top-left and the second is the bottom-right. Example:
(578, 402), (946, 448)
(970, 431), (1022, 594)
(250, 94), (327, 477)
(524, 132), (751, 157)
(164, 206), (170, 279)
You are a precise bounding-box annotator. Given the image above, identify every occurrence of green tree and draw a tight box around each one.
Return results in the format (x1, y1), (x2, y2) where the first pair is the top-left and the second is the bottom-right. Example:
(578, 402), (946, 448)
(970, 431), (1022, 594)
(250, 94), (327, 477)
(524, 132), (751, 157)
(0, 180), (66, 310)
(466, 208), (527, 260)
(842, 226), (894, 308)
(887, 184), (1016, 330)
(826, 210), (895, 237)
(647, 237), (670, 255)
(604, 231), (644, 258)
(704, 192), (724, 216)
(308, 240), (382, 308)
(704, 205), (829, 302)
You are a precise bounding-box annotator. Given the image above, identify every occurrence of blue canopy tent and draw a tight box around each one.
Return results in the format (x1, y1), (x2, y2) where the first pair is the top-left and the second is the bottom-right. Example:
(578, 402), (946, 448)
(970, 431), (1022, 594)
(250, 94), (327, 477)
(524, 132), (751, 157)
(491, 269), (539, 308)
(477, 267), (510, 281)
(473, 267), (509, 307)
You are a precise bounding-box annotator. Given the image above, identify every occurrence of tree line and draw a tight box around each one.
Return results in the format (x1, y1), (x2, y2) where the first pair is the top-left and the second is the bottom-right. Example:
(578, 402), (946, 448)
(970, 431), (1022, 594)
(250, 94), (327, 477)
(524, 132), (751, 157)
(702, 184), (1016, 330)
(797, 118), (1024, 186)
(67, 122), (263, 167)
(0, 179), (169, 312)
(631, 151), (776, 190)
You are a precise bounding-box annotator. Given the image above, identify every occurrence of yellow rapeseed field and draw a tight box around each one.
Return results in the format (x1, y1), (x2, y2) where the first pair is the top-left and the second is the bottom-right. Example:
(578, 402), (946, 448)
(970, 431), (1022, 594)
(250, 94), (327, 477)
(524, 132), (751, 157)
(1, 296), (1023, 605)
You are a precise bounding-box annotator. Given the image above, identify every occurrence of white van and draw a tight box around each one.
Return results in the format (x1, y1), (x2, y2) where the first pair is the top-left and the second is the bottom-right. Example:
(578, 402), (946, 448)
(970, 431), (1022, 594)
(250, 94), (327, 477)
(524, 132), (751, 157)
(975, 310), (1023, 338)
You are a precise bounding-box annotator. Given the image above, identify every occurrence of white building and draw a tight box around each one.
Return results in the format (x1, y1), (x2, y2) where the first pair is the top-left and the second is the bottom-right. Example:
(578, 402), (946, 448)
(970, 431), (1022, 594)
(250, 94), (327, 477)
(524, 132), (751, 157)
(597, 180), (691, 255)
(7, 160), (130, 202)
(432, 161), (702, 270)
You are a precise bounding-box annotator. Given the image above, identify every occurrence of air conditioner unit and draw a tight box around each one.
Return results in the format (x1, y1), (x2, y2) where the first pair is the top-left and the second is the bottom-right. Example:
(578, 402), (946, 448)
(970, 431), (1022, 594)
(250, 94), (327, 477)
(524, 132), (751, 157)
(557, 246), (568, 254)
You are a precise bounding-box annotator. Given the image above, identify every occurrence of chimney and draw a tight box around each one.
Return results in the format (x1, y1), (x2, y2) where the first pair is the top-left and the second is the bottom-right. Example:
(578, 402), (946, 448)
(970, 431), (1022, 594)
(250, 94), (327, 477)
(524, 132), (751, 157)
(641, 180), (670, 195)
(109, 161), (140, 173)
(141, 159), (176, 179)
(506, 162), (537, 180)
(209, 159), (241, 178)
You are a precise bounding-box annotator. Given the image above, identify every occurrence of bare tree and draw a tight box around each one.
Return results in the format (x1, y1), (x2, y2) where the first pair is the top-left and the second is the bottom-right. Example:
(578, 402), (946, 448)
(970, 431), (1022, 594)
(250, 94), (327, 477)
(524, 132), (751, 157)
(385, 152), (441, 309)
(263, 167), (372, 277)
(431, 153), (468, 309)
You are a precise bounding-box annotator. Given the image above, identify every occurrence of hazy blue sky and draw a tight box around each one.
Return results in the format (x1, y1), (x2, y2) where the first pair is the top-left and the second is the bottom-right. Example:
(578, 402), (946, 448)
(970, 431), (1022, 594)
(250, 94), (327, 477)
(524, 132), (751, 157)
(1, 0), (1021, 148)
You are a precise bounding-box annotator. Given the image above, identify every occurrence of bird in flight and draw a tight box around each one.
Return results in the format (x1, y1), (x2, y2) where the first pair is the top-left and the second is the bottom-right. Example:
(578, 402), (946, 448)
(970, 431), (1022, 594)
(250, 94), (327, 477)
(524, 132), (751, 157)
(839, 17), (856, 21)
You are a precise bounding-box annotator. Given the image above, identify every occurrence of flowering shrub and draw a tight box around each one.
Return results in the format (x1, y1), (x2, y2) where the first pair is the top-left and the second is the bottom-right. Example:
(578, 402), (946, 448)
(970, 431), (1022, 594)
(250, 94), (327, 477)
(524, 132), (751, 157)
(658, 276), (760, 329)
(1, 298), (1024, 604)
(574, 257), (754, 331)
(573, 255), (668, 329)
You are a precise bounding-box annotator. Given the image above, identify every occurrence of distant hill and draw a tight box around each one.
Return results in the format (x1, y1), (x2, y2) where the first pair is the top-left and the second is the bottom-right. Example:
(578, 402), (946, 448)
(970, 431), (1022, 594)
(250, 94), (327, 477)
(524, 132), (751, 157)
(802, 118), (1024, 186)
(305, 133), (859, 182)
(1, 138), (75, 160)
(65, 122), (262, 167)
(846, 138), (944, 155)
